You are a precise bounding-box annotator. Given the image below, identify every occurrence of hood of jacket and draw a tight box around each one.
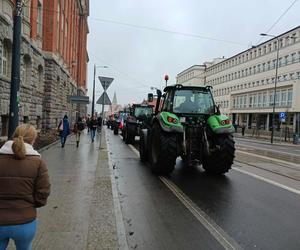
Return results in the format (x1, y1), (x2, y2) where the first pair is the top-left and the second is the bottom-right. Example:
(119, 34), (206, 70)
(0, 140), (40, 157)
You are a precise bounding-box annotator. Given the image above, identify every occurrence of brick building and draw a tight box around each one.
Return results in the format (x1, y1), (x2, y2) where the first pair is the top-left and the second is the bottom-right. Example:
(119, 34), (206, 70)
(0, 0), (89, 135)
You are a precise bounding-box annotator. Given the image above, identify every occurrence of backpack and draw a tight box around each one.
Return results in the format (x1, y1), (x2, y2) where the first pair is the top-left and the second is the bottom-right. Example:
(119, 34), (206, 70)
(77, 121), (85, 131)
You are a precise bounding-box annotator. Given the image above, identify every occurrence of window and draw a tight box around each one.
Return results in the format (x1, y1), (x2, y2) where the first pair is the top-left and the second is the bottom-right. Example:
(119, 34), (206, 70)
(258, 93), (262, 107)
(57, 3), (60, 51)
(281, 90), (287, 106)
(285, 55), (289, 65)
(21, 55), (32, 86)
(269, 91), (274, 107)
(37, 1), (43, 38)
(287, 89), (292, 106)
(263, 92), (267, 107)
(275, 92), (279, 106)
(38, 65), (44, 92)
(249, 95), (253, 107)
(291, 53), (296, 63)
(0, 41), (9, 77)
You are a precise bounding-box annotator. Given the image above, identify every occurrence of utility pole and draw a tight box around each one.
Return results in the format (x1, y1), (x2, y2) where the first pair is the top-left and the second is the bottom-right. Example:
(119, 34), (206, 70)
(8, 0), (22, 139)
(91, 64), (96, 117)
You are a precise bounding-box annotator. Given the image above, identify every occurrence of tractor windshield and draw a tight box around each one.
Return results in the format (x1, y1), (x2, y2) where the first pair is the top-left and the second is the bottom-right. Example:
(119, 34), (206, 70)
(173, 89), (214, 114)
(134, 107), (153, 118)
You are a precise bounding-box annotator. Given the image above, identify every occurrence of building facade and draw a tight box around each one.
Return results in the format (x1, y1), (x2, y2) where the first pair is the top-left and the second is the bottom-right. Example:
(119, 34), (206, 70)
(176, 65), (207, 86)
(177, 26), (300, 133)
(0, 0), (89, 136)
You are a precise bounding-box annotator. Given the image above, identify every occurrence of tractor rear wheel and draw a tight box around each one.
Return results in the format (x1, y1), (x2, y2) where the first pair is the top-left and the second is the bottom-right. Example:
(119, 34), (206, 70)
(202, 134), (235, 175)
(150, 123), (177, 175)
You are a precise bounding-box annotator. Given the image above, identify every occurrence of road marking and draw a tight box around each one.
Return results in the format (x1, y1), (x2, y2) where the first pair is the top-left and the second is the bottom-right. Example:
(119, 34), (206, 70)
(236, 150), (300, 168)
(233, 167), (300, 196)
(159, 176), (241, 250)
(127, 144), (241, 249)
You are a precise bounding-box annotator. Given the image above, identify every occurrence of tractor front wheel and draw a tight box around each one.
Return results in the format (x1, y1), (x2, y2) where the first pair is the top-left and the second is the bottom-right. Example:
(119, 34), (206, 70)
(150, 123), (177, 175)
(202, 134), (235, 175)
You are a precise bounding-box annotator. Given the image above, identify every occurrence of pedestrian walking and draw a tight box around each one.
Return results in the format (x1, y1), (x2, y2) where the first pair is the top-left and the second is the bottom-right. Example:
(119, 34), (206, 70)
(86, 115), (91, 133)
(241, 123), (246, 136)
(0, 124), (51, 250)
(58, 115), (70, 148)
(89, 115), (98, 142)
(73, 117), (85, 147)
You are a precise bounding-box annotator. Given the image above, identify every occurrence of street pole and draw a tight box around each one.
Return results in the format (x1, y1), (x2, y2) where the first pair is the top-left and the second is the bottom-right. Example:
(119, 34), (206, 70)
(99, 93), (106, 149)
(8, 0), (22, 139)
(91, 64), (96, 117)
(271, 37), (279, 144)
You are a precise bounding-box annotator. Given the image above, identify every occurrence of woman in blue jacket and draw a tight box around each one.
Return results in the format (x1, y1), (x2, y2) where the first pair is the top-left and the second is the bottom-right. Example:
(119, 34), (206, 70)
(58, 115), (70, 148)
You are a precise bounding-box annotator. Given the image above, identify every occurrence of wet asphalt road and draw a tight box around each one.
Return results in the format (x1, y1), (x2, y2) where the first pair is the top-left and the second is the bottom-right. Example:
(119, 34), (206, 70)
(107, 129), (300, 250)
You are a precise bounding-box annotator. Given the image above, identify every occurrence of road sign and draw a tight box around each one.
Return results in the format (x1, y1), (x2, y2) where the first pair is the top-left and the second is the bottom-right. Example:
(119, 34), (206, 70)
(96, 92), (111, 105)
(279, 112), (287, 122)
(99, 76), (114, 91)
(67, 95), (90, 104)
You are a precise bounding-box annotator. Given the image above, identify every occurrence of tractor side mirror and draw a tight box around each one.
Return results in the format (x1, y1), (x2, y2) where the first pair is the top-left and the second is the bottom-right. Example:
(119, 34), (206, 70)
(215, 105), (221, 115)
(148, 93), (153, 102)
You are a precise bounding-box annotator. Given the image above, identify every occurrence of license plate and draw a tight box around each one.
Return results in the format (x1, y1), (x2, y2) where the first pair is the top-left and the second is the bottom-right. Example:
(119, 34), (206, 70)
(180, 117), (186, 123)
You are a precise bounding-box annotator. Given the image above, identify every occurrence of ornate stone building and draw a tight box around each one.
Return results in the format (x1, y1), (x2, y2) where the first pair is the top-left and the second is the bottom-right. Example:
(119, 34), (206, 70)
(0, 0), (89, 136)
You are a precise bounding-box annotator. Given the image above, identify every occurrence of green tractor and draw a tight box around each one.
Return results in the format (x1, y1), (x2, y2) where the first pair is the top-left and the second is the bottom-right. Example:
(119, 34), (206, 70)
(139, 84), (235, 175)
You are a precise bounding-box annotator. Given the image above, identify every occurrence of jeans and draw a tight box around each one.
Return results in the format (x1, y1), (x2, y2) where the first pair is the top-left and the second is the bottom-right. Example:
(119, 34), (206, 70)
(90, 129), (96, 141)
(76, 132), (81, 142)
(60, 135), (67, 145)
(0, 220), (37, 250)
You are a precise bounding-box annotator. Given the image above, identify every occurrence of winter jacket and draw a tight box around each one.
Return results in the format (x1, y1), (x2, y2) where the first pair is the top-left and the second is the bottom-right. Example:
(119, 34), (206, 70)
(0, 141), (51, 226)
(89, 119), (98, 130)
(58, 118), (70, 137)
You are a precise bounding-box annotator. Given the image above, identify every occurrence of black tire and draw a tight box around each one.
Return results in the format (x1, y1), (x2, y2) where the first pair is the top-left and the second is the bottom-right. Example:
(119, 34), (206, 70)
(150, 123), (177, 175)
(124, 125), (135, 144)
(202, 134), (235, 175)
(139, 132), (148, 162)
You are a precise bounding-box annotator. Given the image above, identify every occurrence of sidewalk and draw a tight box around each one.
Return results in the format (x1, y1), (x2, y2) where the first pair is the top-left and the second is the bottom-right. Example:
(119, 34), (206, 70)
(9, 130), (119, 249)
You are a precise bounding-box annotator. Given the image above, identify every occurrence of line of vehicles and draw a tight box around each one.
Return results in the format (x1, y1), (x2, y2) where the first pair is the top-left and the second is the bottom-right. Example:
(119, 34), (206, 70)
(107, 84), (236, 175)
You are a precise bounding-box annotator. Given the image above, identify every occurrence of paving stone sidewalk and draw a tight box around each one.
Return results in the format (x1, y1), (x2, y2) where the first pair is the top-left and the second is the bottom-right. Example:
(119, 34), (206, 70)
(8, 130), (118, 250)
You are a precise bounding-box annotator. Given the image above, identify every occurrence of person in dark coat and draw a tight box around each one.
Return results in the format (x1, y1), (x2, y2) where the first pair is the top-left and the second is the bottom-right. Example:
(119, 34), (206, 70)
(0, 124), (50, 250)
(58, 115), (70, 148)
(89, 115), (98, 142)
(73, 117), (85, 147)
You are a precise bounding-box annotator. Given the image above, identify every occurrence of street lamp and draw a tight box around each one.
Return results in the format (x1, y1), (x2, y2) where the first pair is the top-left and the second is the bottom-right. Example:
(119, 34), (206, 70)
(92, 64), (108, 117)
(260, 33), (280, 144)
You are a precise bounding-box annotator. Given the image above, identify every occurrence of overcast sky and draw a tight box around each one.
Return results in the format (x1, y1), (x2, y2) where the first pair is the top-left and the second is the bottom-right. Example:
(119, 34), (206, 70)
(87, 0), (299, 111)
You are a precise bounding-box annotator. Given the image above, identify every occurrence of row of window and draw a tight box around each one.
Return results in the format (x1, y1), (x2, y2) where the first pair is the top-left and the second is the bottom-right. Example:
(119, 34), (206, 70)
(213, 71), (300, 97)
(208, 50), (300, 86)
(232, 89), (293, 109)
(206, 30), (300, 75)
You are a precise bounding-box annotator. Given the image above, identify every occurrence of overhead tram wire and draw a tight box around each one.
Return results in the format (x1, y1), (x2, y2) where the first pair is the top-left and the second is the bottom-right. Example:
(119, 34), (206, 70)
(256, 0), (299, 44)
(89, 17), (247, 46)
(24, 4), (247, 47)
(89, 53), (155, 89)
